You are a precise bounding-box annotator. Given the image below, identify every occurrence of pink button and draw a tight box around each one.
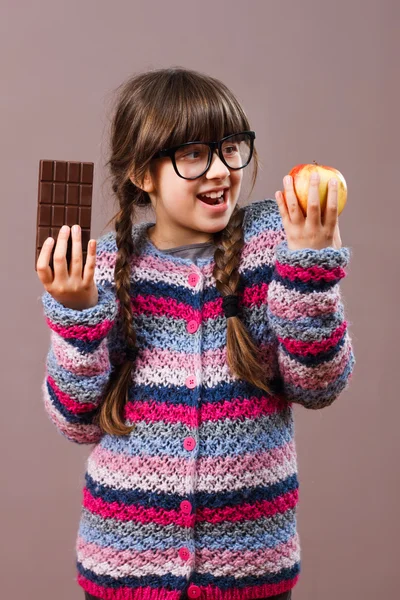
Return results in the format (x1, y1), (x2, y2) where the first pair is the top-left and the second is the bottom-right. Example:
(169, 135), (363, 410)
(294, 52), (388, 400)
(184, 437), (196, 451)
(178, 547), (191, 561)
(180, 500), (192, 514)
(185, 375), (197, 389)
(187, 320), (199, 334)
(188, 585), (201, 598)
(188, 273), (199, 287)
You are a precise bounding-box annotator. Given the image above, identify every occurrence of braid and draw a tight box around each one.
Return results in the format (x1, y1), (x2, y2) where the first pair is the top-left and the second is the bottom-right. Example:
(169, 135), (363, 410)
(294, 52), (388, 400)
(213, 205), (273, 395)
(95, 183), (140, 436)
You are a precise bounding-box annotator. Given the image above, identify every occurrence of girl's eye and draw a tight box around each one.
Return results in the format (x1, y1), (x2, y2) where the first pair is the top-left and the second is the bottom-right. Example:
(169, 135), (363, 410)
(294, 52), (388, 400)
(223, 145), (238, 155)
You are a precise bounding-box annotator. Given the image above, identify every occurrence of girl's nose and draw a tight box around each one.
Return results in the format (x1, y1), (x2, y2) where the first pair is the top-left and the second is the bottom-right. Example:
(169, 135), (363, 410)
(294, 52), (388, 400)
(206, 150), (230, 179)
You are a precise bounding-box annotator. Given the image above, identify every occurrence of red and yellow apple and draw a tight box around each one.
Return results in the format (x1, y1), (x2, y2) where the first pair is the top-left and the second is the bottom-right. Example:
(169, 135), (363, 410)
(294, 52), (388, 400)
(288, 162), (347, 217)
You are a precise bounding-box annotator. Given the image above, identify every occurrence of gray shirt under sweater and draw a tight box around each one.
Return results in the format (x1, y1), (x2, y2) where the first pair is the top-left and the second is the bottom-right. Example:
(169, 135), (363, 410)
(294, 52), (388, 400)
(159, 240), (216, 263)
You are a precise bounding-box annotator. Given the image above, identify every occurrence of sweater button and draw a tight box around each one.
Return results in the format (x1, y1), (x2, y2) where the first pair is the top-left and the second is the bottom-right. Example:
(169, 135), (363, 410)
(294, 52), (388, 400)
(188, 273), (199, 287)
(180, 500), (192, 514)
(179, 547), (191, 561)
(185, 375), (197, 389)
(184, 437), (196, 451)
(187, 585), (201, 598)
(187, 319), (199, 334)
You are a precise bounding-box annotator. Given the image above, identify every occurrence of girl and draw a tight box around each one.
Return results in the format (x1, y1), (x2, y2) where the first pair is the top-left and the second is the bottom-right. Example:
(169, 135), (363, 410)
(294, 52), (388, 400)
(37, 67), (355, 600)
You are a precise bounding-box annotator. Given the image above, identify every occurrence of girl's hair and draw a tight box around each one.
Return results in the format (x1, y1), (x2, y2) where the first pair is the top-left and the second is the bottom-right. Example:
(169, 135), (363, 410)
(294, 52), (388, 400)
(95, 66), (274, 436)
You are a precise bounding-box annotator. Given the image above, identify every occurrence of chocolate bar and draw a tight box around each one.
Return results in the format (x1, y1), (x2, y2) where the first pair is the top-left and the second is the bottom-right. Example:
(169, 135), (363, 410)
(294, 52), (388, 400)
(35, 159), (94, 272)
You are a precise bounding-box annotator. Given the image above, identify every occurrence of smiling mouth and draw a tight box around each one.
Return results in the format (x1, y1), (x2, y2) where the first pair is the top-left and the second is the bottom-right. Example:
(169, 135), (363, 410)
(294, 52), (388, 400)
(197, 190), (227, 205)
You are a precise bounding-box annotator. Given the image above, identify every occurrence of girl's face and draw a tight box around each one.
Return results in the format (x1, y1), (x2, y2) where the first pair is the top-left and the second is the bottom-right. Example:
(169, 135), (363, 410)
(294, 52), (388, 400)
(134, 148), (243, 248)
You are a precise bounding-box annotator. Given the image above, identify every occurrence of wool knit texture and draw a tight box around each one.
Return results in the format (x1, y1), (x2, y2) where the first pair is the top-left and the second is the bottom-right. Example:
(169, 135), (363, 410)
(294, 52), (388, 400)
(41, 198), (355, 600)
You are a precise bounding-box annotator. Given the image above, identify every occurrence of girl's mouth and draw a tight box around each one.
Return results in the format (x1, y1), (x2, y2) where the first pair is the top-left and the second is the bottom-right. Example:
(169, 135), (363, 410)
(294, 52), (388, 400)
(196, 189), (229, 212)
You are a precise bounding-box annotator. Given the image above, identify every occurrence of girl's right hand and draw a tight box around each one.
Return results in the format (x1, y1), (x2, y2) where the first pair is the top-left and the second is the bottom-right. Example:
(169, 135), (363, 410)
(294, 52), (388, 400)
(36, 224), (99, 311)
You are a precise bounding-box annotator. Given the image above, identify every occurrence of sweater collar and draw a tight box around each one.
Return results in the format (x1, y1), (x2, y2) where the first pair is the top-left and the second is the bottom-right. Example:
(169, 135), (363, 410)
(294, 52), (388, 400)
(132, 220), (217, 268)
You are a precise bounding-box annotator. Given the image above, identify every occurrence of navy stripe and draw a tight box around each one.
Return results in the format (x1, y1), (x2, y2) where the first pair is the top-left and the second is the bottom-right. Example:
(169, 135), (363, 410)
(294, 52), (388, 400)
(273, 272), (341, 293)
(77, 561), (299, 591)
(127, 379), (276, 406)
(194, 562), (300, 588)
(129, 263), (274, 308)
(84, 472), (298, 511)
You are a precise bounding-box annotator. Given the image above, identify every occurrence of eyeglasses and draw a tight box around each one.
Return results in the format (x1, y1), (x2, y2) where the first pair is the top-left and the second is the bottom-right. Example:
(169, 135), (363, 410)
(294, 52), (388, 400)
(151, 131), (256, 180)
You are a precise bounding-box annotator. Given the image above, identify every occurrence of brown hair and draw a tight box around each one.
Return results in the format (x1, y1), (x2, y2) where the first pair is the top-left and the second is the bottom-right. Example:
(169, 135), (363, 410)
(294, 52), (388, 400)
(95, 66), (273, 436)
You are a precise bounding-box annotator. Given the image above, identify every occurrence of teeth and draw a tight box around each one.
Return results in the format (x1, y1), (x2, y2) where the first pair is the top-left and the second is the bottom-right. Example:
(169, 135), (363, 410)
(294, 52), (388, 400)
(199, 190), (224, 199)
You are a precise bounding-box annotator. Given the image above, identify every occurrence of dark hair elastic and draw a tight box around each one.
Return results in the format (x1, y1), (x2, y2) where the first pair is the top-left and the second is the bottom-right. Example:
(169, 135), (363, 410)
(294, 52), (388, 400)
(125, 346), (138, 362)
(222, 295), (239, 318)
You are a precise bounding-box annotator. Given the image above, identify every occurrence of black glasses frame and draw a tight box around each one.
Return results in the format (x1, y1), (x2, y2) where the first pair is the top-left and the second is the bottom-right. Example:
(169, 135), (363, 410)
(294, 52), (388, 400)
(151, 130), (256, 180)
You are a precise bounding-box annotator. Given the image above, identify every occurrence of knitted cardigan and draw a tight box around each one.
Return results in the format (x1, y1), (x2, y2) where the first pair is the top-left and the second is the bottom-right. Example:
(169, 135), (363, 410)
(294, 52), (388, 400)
(41, 198), (355, 600)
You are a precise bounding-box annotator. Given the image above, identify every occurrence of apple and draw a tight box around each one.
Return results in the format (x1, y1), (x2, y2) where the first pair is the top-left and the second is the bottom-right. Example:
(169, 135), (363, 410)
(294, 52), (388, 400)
(288, 161), (347, 217)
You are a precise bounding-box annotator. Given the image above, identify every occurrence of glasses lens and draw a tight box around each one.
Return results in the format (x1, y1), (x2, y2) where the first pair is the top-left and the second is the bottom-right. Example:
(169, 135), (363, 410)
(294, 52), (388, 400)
(221, 133), (252, 170)
(174, 133), (253, 179)
(174, 143), (210, 179)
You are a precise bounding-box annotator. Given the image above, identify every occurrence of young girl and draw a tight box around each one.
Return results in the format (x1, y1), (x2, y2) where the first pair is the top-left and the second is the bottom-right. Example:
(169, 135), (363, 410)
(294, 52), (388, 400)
(37, 67), (355, 600)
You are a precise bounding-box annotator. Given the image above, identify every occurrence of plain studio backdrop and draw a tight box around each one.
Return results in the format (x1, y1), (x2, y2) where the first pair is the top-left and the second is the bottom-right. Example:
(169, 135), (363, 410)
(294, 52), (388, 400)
(0, 0), (398, 598)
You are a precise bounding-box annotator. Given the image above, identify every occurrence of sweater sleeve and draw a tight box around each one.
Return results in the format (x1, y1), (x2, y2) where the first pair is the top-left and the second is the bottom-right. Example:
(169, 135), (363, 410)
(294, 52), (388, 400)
(248, 198), (356, 409)
(40, 232), (120, 444)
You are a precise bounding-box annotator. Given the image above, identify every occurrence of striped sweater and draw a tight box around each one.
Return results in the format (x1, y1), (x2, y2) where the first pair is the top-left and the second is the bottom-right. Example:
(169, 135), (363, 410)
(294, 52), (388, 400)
(41, 198), (355, 600)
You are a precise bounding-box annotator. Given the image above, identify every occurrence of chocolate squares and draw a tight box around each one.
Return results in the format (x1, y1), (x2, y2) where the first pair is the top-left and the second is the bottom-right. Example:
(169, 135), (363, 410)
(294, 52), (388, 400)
(35, 159), (94, 272)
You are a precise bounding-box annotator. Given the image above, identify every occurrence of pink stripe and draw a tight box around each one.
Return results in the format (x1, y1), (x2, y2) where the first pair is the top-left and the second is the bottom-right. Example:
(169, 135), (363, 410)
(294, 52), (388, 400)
(78, 573), (298, 600)
(83, 486), (193, 526)
(268, 286), (339, 319)
(47, 375), (97, 414)
(45, 316), (115, 342)
(83, 485), (298, 525)
(132, 281), (269, 323)
(136, 342), (274, 368)
(276, 261), (346, 283)
(197, 488), (298, 523)
(279, 321), (347, 355)
(124, 392), (286, 427)
(78, 572), (298, 600)
(52, 334), (109, 376)
(91, 440), (296, 487)
(77, 574), (181, 600)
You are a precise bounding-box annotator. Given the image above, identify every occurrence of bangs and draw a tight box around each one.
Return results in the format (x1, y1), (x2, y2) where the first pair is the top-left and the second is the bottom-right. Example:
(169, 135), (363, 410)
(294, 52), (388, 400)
(148, 71), (250, 151)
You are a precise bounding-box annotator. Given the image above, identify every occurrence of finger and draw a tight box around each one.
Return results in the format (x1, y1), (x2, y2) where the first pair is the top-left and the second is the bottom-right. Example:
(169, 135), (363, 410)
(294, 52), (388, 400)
(82, 239), (97, 287)
(275, 190), (290, 226)
(306, 172), (322, 226)
(69, 224), (83, 278)
(283, 175), (303, 223)
(323, 178), (339, 232)
(53, 225), (70, 280)
(36, 237), (55, 286)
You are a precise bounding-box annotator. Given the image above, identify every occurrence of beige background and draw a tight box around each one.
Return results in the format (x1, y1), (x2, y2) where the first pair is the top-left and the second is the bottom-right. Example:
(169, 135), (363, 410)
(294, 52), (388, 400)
(1, 0), (398, 598)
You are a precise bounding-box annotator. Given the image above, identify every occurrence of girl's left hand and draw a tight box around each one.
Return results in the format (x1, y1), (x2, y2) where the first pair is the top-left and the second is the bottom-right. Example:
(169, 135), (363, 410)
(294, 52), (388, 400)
(275, 173), (342, 251)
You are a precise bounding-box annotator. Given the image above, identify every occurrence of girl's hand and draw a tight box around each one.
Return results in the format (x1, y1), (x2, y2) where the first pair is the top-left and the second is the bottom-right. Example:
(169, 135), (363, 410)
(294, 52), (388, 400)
(36, 225), (98, 310)
(275, 173), (342, 251)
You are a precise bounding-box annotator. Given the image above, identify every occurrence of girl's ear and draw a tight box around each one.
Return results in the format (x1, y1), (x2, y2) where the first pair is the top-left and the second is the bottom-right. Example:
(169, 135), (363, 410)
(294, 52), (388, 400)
(130, 167), (155, 193)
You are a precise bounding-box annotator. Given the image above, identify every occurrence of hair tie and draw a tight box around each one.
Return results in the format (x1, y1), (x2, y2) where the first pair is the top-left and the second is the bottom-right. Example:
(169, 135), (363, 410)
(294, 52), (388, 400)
(125, 346), (138, 362)
(222, 294), (239, 318)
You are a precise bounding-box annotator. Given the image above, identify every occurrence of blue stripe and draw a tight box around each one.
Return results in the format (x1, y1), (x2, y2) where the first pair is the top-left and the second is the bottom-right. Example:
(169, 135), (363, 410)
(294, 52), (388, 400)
(100, 415), (294, 459)
(78, 505), (297, 552)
